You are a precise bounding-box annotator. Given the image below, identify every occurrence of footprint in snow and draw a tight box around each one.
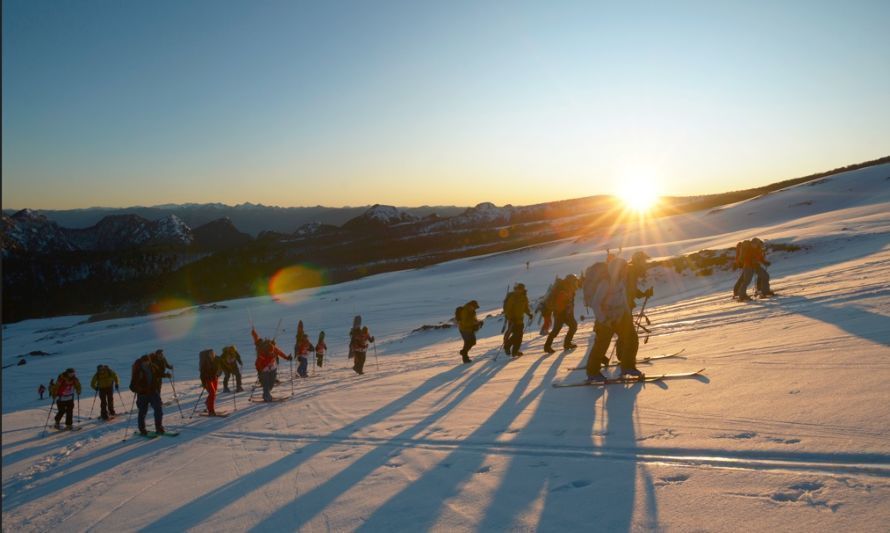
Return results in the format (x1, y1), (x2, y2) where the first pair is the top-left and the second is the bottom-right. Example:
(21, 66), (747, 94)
(551, 480), (592, 492)
(655, 474), (690, 487)
(770, 480), (839, 511)
(476, 466), (492, 474)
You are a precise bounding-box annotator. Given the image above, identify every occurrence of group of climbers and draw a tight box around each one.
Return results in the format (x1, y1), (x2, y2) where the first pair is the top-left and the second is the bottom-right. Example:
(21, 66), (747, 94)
(39, 239), (775, 433)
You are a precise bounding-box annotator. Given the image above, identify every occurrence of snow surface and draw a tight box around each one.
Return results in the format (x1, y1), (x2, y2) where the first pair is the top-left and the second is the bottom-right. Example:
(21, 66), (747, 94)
(3, 164), (890, 531)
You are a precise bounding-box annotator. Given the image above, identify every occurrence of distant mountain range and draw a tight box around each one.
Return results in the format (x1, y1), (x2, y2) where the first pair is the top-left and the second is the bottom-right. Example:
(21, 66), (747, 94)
(3, 156), (887, 323)
(0, 203), (468, 236)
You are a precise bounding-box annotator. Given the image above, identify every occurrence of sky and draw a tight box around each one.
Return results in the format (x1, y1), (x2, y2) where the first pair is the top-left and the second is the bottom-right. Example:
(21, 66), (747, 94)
(3, 0), (889, 210)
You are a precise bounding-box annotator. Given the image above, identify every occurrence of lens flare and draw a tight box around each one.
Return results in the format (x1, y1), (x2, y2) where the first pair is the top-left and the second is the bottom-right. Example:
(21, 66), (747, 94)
(269, 264), (326, 304)
(614, 166), (661, 213)
(149, 297), (198, 341)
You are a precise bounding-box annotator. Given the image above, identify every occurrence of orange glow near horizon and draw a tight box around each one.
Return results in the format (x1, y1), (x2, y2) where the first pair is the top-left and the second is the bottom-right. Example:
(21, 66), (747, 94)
(149, 297), (198, 341)
(269, 264), (326, 305)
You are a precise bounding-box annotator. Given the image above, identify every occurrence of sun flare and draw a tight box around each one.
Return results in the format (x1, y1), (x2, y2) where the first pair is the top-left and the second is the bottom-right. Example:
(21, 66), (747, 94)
(614, 169), (661, 213)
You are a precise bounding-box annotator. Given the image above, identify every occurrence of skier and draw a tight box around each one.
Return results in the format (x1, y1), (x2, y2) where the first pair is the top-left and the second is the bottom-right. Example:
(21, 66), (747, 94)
(348, 316), (361, 360)
(153, 349), (175, 374)
(537, 276), (561, 335)
(351, 326), (375, 374)
(627, 252), (654, 311)
(130, 352), (171, 435)
(294, 320), (315, 378)
(456, 300), (483, 363)
(750, 238), (775, 297)
(38, 383), (46, 400)
(51, 368), (82, 430)
(90, 364), (120, 420)
(199, 349), (222, 415)
(503, 284), (532, 357)
(220, 345), (244, 393)
(544, 274), (579, 354)
(315, 331), (327, 368)
(733, 240), (755, 300)
(585, 258), (643, 382)
(252, 328), (292, 402)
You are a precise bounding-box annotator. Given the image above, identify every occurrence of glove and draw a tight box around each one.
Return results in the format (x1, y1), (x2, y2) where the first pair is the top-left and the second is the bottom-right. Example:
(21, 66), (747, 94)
(115, 384), (120, 391)
(644, 287), (654, 298)
(764, 260), (771, 266)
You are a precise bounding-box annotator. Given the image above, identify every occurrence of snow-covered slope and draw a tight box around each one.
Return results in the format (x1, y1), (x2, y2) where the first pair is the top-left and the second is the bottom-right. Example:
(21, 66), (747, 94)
(3, 164), (890, 531)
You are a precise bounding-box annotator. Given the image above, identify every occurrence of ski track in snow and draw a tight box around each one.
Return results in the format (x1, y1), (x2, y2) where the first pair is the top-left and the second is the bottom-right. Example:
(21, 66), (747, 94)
(4, 164), (890, 531)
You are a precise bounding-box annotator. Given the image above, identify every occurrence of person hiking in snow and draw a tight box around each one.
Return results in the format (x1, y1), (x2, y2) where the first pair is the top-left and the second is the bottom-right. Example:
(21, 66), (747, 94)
(503, 284), (532, 357)
(351, 326), (375, 374)
(130, 352), (171, 435)
(199, 349), (222, 415)
(90, 364), (120, 420)
(456, 300), (483, 363)
(152, 348), (175, 375)
(38, 383), (46, 400)
(220, 345), (244, 393)
(750, 238), (775, 297)
(294, 320), (315, 378)
(544, 274), (580, 354)
(51, 368), (82, 430)
(315, 331), (327, 369)
(536, 276), (561, 336)
(733, 240), (755, 300)
(252, 328), (292, 402)
(348, 316), (362, 360)
(585, 258), (643, 382)
(627, 252), (654, 311)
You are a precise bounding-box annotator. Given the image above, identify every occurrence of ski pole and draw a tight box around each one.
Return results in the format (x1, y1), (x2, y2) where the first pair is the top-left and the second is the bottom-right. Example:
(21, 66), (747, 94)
(189, 389), (206, 418)
(116, 385), (126, 413)
(372, 340), (379, 372)
(167, 376), (185, 420)
(232, 381), (237, 412)
(88, 389), (98, 419)
(290, 354), (295, 396)
(42, 397), (56, 436)
(77, 394), (81, 423)
(121, 393), (137, 442)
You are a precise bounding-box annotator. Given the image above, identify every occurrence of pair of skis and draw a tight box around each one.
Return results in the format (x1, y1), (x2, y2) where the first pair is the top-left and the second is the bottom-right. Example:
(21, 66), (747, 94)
(555, 348), (704, 388)
(564, 348), (686, 372)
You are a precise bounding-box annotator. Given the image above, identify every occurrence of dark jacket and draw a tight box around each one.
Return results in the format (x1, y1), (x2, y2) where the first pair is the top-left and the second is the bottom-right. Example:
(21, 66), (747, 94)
(504, 289), (531, 323)
(129, 355), (169, 395)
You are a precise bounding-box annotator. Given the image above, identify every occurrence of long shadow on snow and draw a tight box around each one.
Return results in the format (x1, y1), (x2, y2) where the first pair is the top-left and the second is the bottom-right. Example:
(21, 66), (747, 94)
(355, 351), (567, 532)
(248, 357), (504, 531)
(1, 396), (265, 510)
(139, 360), (499, 531)
(762, 294), (890, 348)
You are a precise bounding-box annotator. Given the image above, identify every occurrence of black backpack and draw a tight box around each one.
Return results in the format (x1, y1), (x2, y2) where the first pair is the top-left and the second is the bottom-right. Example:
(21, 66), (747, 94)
(454, 306), (463, 323)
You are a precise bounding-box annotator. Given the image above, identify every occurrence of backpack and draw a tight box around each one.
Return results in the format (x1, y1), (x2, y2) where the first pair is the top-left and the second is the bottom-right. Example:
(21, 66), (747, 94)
(582, 263), (608, 307)
(454, 306), (463, 323)
(199, 349), (215, 380)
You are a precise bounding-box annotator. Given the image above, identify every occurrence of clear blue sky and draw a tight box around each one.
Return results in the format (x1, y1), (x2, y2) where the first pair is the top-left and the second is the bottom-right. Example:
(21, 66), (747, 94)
(3, 0), (889, 209)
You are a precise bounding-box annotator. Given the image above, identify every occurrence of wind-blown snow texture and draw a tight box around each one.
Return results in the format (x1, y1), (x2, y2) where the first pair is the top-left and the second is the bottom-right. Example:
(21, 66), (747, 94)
(3, 164), (890, 531)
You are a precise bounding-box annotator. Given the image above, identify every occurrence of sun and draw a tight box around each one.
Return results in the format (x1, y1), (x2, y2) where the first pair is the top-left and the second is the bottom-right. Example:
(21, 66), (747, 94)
(614, 168), (661, 213)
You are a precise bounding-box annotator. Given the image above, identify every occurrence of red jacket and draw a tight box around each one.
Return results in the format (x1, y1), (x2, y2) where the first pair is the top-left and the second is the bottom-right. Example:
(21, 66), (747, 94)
(252, 330), (289, 372)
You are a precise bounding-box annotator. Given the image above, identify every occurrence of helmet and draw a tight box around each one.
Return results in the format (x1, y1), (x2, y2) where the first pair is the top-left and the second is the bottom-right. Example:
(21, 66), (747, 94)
(514, 283), (526, 291)
(751, 237), (763, 246)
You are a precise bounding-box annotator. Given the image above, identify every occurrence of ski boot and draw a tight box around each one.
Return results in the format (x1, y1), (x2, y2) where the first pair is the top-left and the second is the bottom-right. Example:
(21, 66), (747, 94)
(621, 368), (645, 380)
(586, 373), (607, 384)
(543, 345), (556, 354)
(564, 342), (577, 350)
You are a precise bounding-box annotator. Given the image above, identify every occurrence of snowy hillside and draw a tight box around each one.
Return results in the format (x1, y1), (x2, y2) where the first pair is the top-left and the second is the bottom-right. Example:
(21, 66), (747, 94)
(2, 164), (890, 531)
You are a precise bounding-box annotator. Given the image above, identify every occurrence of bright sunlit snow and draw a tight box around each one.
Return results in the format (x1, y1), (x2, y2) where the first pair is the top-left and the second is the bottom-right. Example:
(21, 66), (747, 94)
(3, 164), (890, 531)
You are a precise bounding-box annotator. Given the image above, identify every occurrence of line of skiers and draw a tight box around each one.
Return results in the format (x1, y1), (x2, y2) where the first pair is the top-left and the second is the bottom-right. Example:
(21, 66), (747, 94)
(733, 238), (774, 300)
(457, 250), (652, 383)
(41, 239), (774, 431)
